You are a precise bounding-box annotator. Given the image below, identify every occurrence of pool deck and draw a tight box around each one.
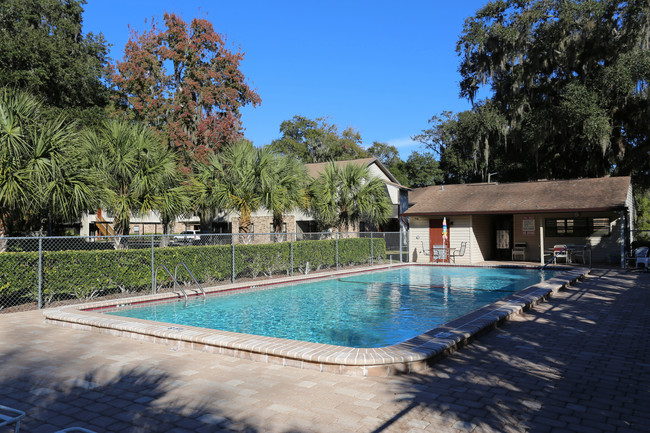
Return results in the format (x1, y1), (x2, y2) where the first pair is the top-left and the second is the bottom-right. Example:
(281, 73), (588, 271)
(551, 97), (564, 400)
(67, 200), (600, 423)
(2, 267), (649, 432)
(41, 263), (585, 377)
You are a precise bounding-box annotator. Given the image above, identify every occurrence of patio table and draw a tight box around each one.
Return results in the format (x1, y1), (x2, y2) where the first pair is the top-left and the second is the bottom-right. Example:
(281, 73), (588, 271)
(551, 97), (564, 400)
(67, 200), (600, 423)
(567, 244), (590, 265)
(433, 245), (456, 263)
(545, 245), (590, 265)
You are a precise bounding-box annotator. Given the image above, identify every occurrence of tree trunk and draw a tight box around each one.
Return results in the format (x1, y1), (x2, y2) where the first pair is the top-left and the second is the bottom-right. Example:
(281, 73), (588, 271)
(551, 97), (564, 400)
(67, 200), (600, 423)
(113, 218), (129, 249)
(272, 213), (283, 242)
(239, 210), (251, 233)
(197, 209), (214, 234)
(159, 217), (173, 247)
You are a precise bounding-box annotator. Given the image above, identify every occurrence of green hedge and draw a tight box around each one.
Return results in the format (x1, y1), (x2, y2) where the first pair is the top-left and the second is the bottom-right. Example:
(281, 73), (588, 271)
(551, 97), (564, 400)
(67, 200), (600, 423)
(0, 237), (385, 309)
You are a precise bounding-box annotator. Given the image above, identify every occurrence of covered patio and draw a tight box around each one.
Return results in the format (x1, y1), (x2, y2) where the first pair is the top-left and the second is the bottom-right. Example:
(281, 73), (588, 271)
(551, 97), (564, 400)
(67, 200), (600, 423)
(404, 177), (634, 267)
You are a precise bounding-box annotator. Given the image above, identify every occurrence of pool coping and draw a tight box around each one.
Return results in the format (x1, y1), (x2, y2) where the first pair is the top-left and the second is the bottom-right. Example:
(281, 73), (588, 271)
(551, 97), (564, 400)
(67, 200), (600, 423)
(43, 263), (588, 376)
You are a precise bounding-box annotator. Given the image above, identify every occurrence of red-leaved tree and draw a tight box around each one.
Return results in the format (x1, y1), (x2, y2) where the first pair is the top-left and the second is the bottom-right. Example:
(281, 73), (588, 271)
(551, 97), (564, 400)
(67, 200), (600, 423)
(110, 13), (261, 168)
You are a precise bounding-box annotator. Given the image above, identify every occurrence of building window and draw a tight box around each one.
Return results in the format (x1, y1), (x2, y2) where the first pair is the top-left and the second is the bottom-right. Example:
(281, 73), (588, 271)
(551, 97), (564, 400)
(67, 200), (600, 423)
(545, 217), (610, 237)
(592, 218), (611, 236)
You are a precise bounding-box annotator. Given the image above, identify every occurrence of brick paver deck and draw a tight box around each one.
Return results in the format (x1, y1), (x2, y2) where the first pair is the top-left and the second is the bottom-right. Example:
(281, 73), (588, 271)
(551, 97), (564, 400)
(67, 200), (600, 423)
(1, 268), (649, 432)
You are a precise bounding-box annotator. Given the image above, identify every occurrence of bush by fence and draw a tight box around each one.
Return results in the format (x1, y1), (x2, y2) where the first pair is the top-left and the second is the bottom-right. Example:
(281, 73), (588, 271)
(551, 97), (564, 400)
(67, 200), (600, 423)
(0, 233), (395, 311)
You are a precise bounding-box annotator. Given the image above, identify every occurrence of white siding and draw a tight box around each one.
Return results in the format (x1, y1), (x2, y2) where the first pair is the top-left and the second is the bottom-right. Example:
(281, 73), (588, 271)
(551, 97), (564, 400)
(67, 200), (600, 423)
(367, 163), (391, 182)
(386, 184), (400, 207)
(471, 215), (493, 263)
(407, 216), (472, 264)
(408, 217), (430, 263)
(448, 216), (472, 265)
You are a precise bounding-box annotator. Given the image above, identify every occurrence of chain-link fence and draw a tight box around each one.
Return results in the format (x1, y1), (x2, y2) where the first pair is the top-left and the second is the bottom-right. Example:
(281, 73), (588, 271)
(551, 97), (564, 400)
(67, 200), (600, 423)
(0, 231), (406, 313)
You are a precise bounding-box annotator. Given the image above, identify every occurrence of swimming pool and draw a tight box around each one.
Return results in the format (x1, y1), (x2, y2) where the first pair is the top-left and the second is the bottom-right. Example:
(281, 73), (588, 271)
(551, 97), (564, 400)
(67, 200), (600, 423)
(44, 264), (585, 375)
(107, 266), (560, 348)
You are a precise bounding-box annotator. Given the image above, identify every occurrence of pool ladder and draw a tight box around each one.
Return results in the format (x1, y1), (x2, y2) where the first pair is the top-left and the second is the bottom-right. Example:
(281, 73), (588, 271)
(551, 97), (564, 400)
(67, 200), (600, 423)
(154, 262), (206, 302)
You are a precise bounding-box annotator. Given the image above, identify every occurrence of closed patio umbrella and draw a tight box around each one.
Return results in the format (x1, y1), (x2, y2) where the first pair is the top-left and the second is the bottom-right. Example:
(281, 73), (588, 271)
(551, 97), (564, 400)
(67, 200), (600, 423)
(442, 217), (448, 261)
(442, 217), (448, 244)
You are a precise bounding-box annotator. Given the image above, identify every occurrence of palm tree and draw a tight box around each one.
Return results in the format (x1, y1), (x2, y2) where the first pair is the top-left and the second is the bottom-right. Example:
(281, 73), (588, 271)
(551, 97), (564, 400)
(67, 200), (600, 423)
(193, 140), (268, 235)
(309, 162), (392, 233)
(260, 152), (308, 237)
(0, 87), (37, 234)
(192, 153), (223, 234)
(193, 140), (308, 240)
(0, 87), (99, 235)
(155, 181), (192, 243)
(84, 120), (183, 246)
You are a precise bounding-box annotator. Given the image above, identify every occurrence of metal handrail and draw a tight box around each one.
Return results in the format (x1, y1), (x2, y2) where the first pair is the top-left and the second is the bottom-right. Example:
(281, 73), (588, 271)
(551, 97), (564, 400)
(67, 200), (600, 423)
(154, 264), (187, 302)
(174, 262), (206, 300)
(541, 246), (569, 269)
(0, 404), (25, 433)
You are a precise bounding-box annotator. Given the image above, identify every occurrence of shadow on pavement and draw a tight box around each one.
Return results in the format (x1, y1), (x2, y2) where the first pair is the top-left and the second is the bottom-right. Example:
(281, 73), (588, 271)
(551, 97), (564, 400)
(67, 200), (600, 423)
(0, 347), (309, 433)
(372, 269), (650, 432)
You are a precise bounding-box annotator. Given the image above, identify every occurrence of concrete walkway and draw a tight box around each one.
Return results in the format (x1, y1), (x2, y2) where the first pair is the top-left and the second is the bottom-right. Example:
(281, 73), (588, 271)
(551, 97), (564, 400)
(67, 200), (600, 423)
(1, 268), (649, 433)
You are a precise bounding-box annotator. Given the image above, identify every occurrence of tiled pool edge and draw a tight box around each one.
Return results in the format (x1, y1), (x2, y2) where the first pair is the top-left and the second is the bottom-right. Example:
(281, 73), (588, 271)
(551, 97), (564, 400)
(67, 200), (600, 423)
(43, 264), (588, 377)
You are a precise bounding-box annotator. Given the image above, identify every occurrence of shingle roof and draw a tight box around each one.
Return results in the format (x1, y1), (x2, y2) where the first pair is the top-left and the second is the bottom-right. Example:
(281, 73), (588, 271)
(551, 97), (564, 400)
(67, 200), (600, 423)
(304, 158), (409, 190)
(304, 158), (377, 178)
(403, 177), (631, 216)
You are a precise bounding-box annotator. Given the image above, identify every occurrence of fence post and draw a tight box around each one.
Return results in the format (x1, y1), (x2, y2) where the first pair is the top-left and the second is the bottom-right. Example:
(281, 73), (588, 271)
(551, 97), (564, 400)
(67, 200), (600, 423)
(336, 232), (339, 271)
(151, 234), (155, 294)
(370, 232), (374, 265)
(231, 233), (236, 283)
(291, 233), (294, 277)
(407, 231), (410, 263)
(37, 238), (43, 309)
(399, 229), (403, 263)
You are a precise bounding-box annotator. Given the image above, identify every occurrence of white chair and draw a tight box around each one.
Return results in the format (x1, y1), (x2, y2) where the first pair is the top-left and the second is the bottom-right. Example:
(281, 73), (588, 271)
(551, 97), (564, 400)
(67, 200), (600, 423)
(553, 245), (568, 263)
(449, 242), (467, 263)
(0, 404), (26, 433)
(635, 247), (649, 270)
(433, 245), (447, 262)
(512, 242), (527, 261)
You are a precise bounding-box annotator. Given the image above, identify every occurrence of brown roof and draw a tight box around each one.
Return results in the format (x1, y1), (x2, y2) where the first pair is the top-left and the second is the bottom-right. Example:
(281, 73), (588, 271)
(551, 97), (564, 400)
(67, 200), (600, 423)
(305, 158), (376, 178)
(403, 177), (632, 216)
(305, 158), (409, 190)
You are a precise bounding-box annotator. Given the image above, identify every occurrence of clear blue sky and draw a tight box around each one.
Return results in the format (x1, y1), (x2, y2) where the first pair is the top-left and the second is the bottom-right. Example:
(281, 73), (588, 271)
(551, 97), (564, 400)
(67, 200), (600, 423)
(82, 0), (489, 159)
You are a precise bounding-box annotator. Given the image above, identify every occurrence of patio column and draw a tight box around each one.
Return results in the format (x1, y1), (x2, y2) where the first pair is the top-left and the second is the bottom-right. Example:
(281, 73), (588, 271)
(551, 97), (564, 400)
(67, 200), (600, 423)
(620, 210), (625, 269)
(539, 216), (545, 264)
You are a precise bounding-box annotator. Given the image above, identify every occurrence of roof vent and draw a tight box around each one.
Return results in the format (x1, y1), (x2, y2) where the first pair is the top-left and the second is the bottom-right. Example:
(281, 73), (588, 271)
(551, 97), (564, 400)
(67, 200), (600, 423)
(441, 185), (444, 191)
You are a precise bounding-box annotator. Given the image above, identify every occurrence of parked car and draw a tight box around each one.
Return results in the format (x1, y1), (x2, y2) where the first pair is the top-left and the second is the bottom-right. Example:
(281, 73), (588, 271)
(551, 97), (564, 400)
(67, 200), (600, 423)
(173, 230), (201, 244)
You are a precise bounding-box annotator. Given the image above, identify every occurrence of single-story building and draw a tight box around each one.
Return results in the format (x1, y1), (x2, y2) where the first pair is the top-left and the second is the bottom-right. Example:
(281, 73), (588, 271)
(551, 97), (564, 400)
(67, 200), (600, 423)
(403, 177), (634, 267)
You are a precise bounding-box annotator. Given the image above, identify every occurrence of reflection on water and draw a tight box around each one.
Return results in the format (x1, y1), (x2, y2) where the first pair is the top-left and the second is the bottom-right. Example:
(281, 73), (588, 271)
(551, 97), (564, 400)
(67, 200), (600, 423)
(109, 267), (559, 348)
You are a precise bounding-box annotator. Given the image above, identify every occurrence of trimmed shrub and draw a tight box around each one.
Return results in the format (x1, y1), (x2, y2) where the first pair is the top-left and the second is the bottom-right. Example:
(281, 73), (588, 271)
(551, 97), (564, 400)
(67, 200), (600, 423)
(0, 236), (386, 309)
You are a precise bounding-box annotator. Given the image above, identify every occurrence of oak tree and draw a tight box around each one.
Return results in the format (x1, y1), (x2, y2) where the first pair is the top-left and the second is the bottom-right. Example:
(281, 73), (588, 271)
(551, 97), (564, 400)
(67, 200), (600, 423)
(111, 13), (261, 168)
(0, 0), (111, 127)
(456, 0), (650, 182)
(270, 115), (368, 163)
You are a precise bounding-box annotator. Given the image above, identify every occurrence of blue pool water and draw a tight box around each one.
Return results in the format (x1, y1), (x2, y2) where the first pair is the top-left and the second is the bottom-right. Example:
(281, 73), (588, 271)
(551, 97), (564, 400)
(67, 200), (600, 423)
(108, 266), (559, 348)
